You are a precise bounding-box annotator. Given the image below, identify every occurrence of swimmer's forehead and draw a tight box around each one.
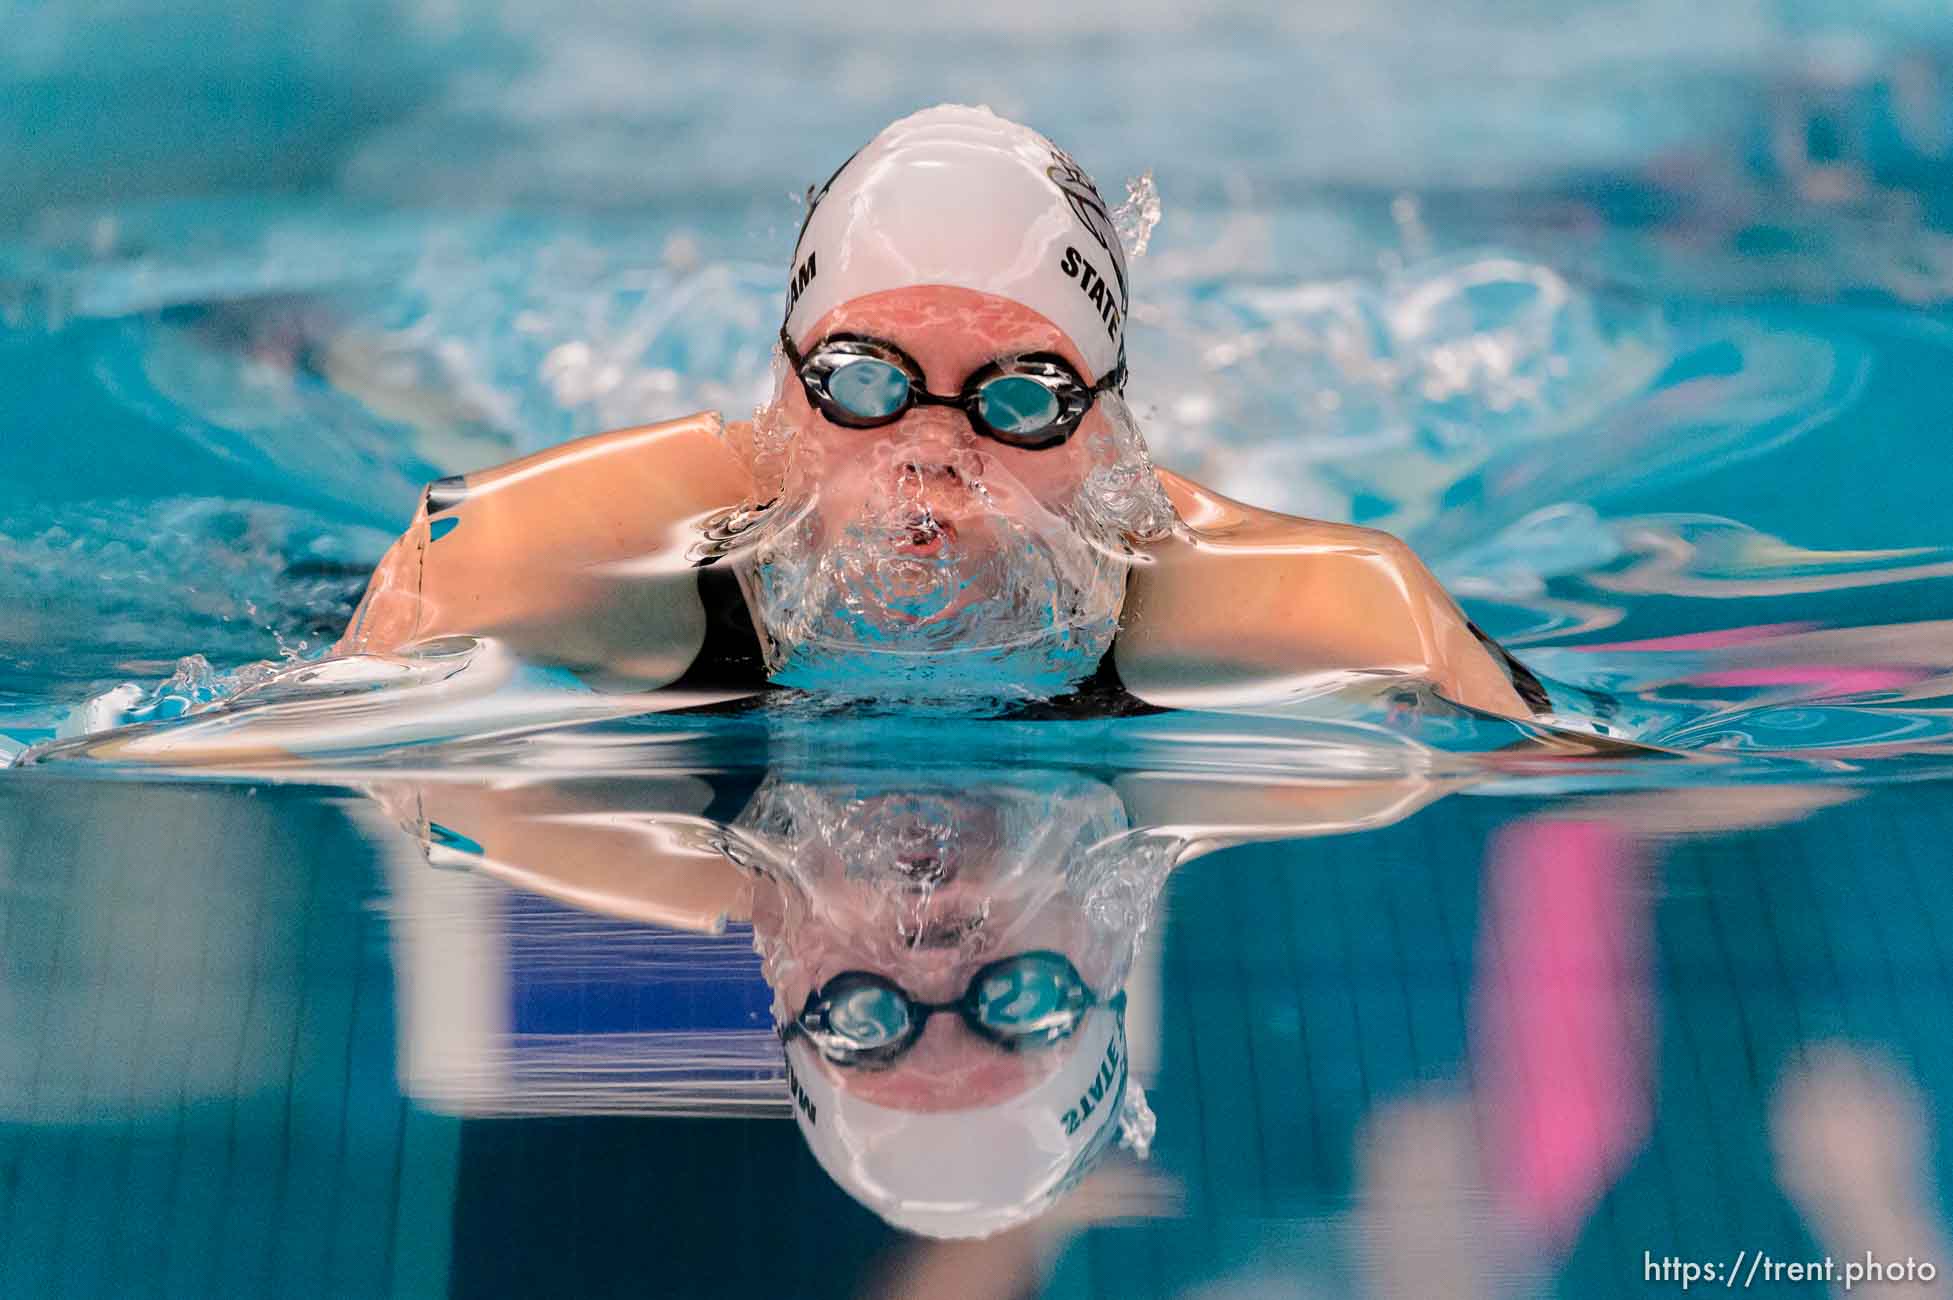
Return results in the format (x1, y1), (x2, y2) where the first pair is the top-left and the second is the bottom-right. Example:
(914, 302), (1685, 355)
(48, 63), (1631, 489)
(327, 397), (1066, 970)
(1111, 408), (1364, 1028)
(804, 285), (1099, 387)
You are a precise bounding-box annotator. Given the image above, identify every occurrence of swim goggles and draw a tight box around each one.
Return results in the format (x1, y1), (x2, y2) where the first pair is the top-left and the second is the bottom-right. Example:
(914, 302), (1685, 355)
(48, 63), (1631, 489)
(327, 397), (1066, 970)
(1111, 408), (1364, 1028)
(782, 949), (1103, 1069)
(780, 328), (1125, 451)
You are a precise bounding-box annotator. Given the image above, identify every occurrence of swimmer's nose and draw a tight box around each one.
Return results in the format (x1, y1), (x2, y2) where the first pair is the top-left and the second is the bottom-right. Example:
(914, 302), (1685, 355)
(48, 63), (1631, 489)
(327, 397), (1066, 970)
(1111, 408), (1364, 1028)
(901, 907), (983, 951)
(895, 459), (970, 489)
(889, 454), (988, 520)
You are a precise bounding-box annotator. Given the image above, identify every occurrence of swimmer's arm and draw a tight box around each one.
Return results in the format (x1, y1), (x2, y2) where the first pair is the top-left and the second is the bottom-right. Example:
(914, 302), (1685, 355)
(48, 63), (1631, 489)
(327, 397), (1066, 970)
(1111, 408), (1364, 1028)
(339, 529), (419, 653)
(378, 778), (755, 933)
(1114, 773), (1462, 863)
(1115, 470), (1531, 718)
(1349, 527), (1534, 716)
(335, 412), (758, 685)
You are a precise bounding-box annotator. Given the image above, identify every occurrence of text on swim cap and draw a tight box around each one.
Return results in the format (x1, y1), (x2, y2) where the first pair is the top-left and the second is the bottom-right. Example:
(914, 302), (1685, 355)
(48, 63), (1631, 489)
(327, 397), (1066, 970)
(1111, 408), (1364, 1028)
(1045, 149), (1129, 304)
(784, 251), (818, 325)
(1058, 246), (1122, 352)
(1060, 1030), (1126, 1136)
(785, 1055), (818, 1127)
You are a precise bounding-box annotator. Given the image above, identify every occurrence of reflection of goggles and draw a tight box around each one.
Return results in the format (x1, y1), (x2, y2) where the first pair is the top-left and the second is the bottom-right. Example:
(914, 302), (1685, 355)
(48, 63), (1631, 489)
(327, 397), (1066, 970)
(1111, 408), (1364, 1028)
(780, 328), (1124, 451)
(783, 950), (1101, 1068)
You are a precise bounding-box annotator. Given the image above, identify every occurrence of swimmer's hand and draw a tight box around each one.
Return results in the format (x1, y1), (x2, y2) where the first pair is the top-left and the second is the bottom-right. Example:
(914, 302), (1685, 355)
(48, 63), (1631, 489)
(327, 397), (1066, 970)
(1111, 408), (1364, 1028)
(1113, 470), (1534, 719)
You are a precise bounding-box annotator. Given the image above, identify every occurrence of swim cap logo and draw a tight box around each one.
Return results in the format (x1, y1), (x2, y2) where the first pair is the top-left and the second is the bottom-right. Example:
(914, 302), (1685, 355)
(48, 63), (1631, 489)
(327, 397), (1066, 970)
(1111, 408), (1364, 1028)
(1058, 245), (1123, 353)
(1059, 1029), (1126, 1136)
(786, 146), (860, 323)
(1045, 147), (1129, 308)
(785, 1055), (818, 1127)
(784, 251), (817, 325)
(796, 145), (859, 247)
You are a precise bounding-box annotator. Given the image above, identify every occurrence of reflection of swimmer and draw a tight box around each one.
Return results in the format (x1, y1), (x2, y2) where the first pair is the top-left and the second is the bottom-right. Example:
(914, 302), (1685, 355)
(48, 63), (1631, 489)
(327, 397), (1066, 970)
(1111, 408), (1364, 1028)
(336, 105), (1540, 718)
(739, 773), (1153, 1239)
(380, 759), (1455, 1239)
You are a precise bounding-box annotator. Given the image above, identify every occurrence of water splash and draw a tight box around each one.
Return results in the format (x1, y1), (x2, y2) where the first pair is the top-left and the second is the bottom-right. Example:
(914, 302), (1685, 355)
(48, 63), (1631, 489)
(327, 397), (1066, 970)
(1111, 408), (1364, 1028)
(0, 495), (385, 728)
(1115, 248), (1674, 527)
(1114, 172), (1162, 261)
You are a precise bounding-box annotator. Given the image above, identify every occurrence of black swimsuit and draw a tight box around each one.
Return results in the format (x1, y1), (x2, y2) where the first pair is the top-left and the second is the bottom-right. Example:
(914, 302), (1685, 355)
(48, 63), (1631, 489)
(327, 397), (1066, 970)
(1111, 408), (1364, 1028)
(1466, 621), (1553, 715)
(665, 563), (773, 695)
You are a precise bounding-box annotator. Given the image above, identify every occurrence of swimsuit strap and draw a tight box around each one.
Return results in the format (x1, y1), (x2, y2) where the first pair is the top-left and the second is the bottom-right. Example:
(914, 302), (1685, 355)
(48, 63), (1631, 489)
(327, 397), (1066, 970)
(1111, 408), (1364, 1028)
(1467, 621), (1552, 716)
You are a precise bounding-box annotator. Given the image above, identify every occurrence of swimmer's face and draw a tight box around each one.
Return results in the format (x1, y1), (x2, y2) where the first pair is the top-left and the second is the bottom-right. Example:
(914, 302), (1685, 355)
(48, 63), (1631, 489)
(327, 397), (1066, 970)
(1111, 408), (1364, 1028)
(747, 285), (1153, 689)
(741, 778), (1128, 1111)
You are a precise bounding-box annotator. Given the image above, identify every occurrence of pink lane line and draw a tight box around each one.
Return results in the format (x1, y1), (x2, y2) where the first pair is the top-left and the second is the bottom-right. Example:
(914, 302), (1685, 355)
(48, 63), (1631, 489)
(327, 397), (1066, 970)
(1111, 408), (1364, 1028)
(1473, 818), (1652, 1253)
(1687, 667), (1922, 692)
(1576, 622), (1820, 654)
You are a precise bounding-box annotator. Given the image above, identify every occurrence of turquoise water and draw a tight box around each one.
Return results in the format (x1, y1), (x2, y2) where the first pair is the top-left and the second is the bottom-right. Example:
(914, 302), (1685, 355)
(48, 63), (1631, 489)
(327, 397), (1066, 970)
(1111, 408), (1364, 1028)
(9, 2), (1953, 1296)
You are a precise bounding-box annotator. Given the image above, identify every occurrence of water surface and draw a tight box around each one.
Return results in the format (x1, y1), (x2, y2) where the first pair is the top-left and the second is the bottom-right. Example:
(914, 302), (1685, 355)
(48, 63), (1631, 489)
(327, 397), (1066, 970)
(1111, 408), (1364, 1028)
(8, 2), (1953, 1295)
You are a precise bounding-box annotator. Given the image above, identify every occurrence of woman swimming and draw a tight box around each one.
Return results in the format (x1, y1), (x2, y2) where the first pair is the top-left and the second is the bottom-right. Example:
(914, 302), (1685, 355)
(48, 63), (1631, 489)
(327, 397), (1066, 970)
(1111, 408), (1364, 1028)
(335, 105), (1541, 719)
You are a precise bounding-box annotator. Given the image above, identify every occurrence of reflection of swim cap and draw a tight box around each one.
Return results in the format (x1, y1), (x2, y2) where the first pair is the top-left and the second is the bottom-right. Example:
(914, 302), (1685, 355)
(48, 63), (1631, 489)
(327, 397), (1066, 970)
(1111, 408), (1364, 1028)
(784, 104), (1130, 382)
(784, 1005), (1130, 1238)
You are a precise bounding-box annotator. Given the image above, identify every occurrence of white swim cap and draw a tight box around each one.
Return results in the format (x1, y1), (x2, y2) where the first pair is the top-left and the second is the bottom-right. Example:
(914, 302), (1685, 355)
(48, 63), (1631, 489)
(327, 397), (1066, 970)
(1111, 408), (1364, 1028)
(783, 1004), (1130, 1238)
(784, 104), (1130, 382)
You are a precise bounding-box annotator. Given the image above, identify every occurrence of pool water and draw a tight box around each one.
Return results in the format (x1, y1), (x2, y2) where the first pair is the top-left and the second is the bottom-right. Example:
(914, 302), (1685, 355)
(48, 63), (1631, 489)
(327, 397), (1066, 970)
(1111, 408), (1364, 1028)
(9, 2), (1953, 1296)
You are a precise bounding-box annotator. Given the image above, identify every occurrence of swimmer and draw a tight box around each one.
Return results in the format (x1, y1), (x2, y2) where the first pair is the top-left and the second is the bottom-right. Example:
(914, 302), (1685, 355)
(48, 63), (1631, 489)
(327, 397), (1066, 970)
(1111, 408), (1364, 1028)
(381, 757), (1458, 1237)
(335, 104), (1543, 717)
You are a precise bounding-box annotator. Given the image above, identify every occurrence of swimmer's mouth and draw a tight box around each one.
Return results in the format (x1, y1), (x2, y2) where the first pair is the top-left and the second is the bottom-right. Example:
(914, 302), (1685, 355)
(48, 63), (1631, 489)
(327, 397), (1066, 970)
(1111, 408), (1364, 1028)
(890, 851), (956, 886)
(895, 516), (955, 555)
(886, 464), (982, 554)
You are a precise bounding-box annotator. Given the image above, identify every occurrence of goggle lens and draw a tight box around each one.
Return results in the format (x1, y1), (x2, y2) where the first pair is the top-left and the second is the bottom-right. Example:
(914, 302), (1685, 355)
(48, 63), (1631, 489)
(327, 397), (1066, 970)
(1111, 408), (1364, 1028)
(820, 974), (913, 1050)
(827, 357), (912, 421)
(973, 951), (1087, 1038)
(975, 375), (1063, 437)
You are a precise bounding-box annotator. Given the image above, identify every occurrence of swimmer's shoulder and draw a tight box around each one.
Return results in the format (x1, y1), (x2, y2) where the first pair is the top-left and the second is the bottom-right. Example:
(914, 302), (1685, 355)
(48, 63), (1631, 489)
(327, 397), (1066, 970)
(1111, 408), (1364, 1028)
(337, 412), (768, 690)
(399, 775), (759, 933)
(1109, 468), (1531, 717)
(1146, 467), (1414, 556)
(440, 410), (755, 513)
